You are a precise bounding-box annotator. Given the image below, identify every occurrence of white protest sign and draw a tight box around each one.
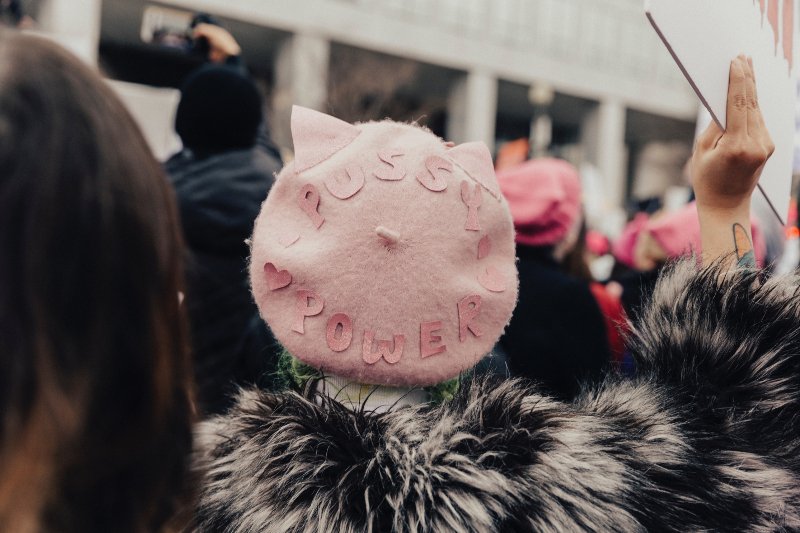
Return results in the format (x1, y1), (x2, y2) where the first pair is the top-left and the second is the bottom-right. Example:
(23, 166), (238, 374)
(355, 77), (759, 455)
(646, 0), (797, 224)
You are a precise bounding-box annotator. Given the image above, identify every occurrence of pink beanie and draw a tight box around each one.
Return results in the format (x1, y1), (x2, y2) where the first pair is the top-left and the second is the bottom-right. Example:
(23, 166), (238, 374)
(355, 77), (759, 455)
(586, 230), (611, 257)
(613, 202), (766, 267)
(496, 158), (582, 246)
(646, 202), (766, 265)
(613, 213), (650, 268)
(249, 106), (519, 387)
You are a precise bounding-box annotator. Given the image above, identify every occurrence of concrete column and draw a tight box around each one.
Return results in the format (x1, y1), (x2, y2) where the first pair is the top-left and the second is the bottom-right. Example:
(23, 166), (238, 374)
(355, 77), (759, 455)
(446, 69), (498, 150)
(272, 33), (331, 151)
(529, 110), (553, 158)
(582, 98), (627, 208)
(36, 0), (102, 64)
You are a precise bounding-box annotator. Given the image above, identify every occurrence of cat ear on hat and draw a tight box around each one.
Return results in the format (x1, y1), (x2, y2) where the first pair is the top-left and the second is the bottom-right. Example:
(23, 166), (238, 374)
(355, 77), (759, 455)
(291, 105), (361, 172)
(447, 141), (500, 199)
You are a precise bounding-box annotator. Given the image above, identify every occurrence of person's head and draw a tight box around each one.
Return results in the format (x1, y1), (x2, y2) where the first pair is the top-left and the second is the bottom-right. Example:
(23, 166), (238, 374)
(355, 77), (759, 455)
(613, 202), (767, 271)
(175, 64), (263, 156)
(496, 158), (583, 259)
(0, 32), (192, 532)
(248, 106), (518, 404)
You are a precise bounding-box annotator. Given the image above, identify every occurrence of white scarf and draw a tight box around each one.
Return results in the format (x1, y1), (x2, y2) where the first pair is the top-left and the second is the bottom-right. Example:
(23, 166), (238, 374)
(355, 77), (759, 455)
(315, 374), (430, 413)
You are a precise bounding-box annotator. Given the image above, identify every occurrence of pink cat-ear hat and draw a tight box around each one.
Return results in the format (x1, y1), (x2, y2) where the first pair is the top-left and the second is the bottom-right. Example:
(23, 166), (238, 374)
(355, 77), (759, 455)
(249, 106), (519, 387)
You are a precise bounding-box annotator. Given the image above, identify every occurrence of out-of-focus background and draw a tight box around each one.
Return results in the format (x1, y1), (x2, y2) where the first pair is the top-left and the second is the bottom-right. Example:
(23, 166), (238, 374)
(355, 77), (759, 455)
(4, 0), (764, 239)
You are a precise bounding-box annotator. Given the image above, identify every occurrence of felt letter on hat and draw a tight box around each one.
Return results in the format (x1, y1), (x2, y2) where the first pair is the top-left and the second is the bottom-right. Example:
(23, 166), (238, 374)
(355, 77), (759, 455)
(293, 289), (324, 334)
(325, 165), (366, 200)
(362, 331), (405, 364)
(478, 266), (507, 293)
(291, 106), (361, 172)
(460, 181), (483, 232)
(375, 150), (406, 181)
(477, 235), (492, 260)
(417, 156), (452, 192)
(298, 184), (325, 229)
(326, 313), (354, 352)
(420, 321), (447, 358)
(278, 233), (300, 248)
(458, 295), (483, 342)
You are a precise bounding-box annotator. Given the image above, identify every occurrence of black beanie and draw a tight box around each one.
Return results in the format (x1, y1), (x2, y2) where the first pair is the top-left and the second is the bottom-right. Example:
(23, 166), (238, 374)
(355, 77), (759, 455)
(175, 65), (263, 155)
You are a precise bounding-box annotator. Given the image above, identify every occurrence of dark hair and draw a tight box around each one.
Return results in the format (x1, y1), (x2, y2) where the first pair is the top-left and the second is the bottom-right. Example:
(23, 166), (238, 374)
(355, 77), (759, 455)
(561, 218), (593, 282)
(0, 32), (193, 532)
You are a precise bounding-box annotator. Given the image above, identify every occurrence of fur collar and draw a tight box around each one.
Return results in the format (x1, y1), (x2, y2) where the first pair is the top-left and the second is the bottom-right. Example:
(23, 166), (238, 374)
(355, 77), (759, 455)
(193, 262), (800, 531)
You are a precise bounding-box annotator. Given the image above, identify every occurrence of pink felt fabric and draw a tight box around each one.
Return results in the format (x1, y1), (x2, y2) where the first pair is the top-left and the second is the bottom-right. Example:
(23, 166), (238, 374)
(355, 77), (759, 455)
(586, 230), (611, 257)
(449, 142), (501, 199)
(496, 158), (582, 247)
(250, 107), (519, 387)
(291, 105), (361, 172)
(612, 213), (649, 268)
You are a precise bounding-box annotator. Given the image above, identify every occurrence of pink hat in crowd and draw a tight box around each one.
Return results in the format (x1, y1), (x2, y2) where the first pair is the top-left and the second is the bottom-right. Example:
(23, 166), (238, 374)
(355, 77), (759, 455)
(586, 230), (612, 257)
(612, 213), (650, 268)
(495, 158), (582, 246)
(613, 202), (766, 268)
(249, 106), (519, 387)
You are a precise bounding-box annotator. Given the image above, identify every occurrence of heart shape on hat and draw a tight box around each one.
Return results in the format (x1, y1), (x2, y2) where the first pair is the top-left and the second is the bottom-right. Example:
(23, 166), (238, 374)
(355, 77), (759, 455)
(264, 262), (293, 291)
(478, 266), (506, 293)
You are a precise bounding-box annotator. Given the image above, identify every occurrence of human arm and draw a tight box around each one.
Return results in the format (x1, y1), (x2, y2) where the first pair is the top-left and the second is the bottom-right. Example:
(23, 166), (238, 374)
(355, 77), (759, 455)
(193, 23), (242, 64)
(691, 56), (774, 268)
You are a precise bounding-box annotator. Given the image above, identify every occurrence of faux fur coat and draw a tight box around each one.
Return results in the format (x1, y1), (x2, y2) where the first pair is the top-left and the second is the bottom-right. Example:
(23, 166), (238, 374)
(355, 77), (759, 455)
(193, 262), (800, 532)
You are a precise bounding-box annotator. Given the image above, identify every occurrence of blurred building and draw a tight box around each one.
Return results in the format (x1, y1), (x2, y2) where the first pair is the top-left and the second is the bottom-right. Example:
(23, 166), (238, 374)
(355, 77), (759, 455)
(28, 0), (698, 227)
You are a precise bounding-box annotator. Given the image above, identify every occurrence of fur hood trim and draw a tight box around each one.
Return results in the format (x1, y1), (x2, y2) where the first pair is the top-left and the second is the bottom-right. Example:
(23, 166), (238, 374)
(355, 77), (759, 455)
(631, 260), (800, 455)
(193, 261), (800, 532)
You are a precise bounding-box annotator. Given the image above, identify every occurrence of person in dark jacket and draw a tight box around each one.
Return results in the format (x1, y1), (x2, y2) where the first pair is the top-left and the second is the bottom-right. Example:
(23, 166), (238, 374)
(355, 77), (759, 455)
(165, 26), (283, 416)
(497, 158), (616, 399)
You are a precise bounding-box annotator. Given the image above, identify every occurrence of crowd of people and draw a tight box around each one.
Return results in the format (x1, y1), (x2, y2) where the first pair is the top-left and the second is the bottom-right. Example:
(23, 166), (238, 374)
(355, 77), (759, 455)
(2, 22), (800, 533)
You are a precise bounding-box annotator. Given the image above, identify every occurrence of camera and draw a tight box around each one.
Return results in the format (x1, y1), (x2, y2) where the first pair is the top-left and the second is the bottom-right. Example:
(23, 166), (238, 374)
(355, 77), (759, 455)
(148, 12), (220, 59)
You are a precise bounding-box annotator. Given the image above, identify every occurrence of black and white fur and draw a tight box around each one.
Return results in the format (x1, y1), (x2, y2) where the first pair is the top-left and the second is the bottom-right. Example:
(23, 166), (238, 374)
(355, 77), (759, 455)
(193, 262), (800, 532)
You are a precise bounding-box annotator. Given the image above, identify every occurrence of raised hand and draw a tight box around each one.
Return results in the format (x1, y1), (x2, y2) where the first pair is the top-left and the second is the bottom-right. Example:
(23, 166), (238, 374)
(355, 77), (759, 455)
(691, 55), (774, 268)
(193, 23), (242, 63)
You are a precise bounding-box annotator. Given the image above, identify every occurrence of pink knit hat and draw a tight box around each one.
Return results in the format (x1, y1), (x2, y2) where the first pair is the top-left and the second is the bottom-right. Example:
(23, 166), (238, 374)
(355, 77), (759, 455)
(613, 202), (766, 267)
(612, 213), (649, 268)
(496, 158), (582, 246)
(646, 202), (766, 265)
(249, 106), (518, 387)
